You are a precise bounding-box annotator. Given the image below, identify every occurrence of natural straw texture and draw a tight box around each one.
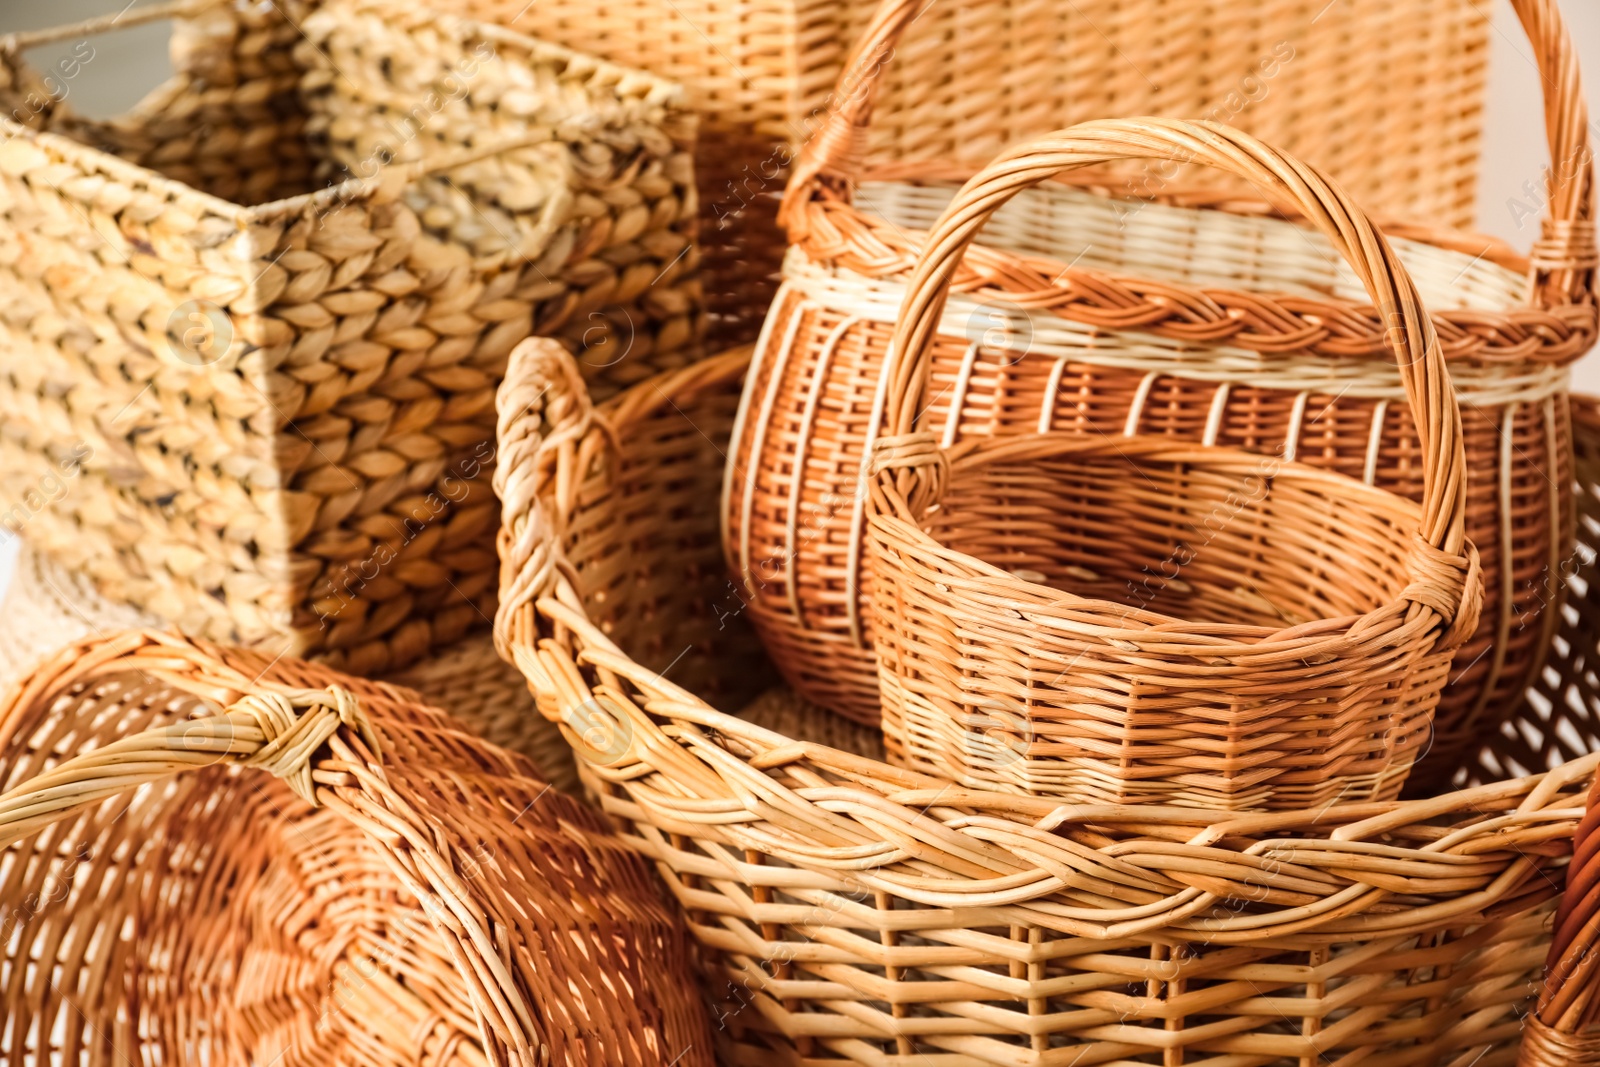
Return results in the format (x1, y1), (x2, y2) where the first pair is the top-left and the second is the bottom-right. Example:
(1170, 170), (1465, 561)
(0, 0), (698, 678)
(863, 118), (1480, 808)
(0, 541), (577, 790)
(725, 0), (1596, 771)
(494, 336), (1600, 1065)
(0, 628), (713, 1066)
(457, 0), (1497, 346)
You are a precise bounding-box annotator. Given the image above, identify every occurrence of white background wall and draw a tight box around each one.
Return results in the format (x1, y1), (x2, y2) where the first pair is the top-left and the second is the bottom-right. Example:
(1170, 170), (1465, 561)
(0, 0), (1595, 593)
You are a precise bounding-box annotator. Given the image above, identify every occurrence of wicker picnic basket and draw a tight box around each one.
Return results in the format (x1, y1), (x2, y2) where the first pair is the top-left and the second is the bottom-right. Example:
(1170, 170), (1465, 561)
(0, 540), (580, 791)
(0, 628), (712, 1065)
(0, 0), (698, 679)
(862, 119), (1480, 809)
(494, 334), (1600, 1066)
(724, 0), (1597, 771)
(463, 0), (1502, 346)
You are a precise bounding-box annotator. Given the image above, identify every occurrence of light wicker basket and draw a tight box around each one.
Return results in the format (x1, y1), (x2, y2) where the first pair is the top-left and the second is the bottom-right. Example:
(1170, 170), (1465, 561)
(0, 629), (713, 1065)
(494, 335), (1600, 1066)
(460, 0), (1502, 347)
(0, 540), (580, 792)
(0, 0), (699, 678)
(863, 119), (1480, 809)
(724, 0), (1596, 775)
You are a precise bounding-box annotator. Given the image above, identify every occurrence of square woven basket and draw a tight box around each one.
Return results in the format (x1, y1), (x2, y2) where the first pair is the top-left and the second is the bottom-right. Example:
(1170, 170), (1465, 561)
(0, 0), (698, 675)
(461, 0), (1495, 345)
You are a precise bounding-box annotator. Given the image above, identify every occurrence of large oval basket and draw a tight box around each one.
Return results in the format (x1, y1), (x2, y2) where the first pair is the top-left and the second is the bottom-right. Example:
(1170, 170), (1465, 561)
(494, 337), (1600, 1066)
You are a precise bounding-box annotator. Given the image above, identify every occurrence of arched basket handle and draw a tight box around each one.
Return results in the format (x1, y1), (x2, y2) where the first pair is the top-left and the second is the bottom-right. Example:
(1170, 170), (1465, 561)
(877, 118), (1468, 583)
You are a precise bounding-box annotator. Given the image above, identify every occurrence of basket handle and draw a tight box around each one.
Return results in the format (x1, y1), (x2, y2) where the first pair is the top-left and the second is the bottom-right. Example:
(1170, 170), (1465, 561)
(1520, 770), (1600, 1065)
(780, 0), (1595, 309)
(0, 0), (210, 52)
(0, 630), (385, 848)
(877, 118), (1468, 569)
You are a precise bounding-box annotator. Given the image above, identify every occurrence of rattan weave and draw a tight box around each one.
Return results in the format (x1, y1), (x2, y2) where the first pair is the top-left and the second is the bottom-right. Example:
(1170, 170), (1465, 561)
(458, 0), (1499, 346)
(0, 540), (578, 790)
(0, 628), (713, 1065)
(725, 0), (1596, 770)
(493, 336), (1600, 1065)
(0, 0), (699, 679)
(861, 119), (1481, 808)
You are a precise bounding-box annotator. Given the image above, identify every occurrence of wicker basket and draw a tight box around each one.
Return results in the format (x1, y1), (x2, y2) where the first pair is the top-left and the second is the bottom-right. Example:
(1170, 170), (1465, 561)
(724, 0), (1596, 772)
(0, 540), (579, 791)
(0, 0), (699, 679)
(861, 119), (1480, 809)
(460, 0), (1503, 347)
(0, 628), (712, 1065)
(493, 335), (1599, 1066)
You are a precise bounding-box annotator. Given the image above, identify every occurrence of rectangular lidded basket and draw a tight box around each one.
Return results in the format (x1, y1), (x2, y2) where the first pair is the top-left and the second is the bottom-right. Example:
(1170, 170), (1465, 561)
(0, 0), (699, 675)
(463, 0), (1492, 344)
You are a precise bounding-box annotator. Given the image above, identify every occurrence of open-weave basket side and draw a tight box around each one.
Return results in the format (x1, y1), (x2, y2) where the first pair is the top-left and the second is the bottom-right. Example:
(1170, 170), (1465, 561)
(494, 337), (1600, 1066)
(0, 629), (714, 1066)
(0, 0), (700, 678)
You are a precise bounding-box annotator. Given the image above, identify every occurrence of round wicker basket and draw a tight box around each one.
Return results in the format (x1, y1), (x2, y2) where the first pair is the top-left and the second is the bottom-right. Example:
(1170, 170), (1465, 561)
(0, 629), (712, 1065)
(861, 119), (1481, 810)
(494, 335), (1599, 1066)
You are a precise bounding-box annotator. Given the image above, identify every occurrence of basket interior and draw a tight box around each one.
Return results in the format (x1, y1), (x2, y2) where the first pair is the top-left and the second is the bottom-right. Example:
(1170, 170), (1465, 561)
(0, 3), (574, 231)
(922, 445), (1417, 631)
(859, 177), (1527, 314)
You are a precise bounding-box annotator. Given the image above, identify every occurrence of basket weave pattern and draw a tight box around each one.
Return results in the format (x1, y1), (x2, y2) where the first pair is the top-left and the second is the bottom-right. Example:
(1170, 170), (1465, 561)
(863, 119), (1481, 809)
(0, 629), (713, 1065)
(458, 0), (1496, 347)
(0, 0), (698, 677)
(494, 337), (1600, 1065)
(725, 0), (1596, 764)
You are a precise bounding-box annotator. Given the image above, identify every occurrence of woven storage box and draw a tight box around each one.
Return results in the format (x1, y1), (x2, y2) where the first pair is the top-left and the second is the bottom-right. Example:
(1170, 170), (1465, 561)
(494, 337), (1600, 1065)
(0, 0), (698, 678)
(0, 628), (712, 1065)
(461, 0), (1498, 346)
(724, 0), (1596, 772)
(863, 119), (1480, 809)
(0, 540), (578, 791)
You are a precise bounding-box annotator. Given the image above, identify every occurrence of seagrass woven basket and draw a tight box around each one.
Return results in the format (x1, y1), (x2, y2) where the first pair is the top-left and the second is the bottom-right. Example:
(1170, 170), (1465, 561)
(0, 628), (713, 1065)
(863, 119), (1481, 809)
(460, 0), (1500, 346)
(494, 335), (1600, 1066)
(0, 0), (698, 678)
(0, 540), (580, 790)
(724, 0), (1596, 771)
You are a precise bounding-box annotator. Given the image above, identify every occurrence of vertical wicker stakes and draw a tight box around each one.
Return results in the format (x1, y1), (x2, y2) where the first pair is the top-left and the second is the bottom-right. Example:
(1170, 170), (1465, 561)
(0, 0), (699, 677)
(725, 0), (1596, 773)
(0, 629), (713, 1066)
(863, 118), (1479, 808)
(494, 336), (1600, 1065)
(458, 0), (1501, 347)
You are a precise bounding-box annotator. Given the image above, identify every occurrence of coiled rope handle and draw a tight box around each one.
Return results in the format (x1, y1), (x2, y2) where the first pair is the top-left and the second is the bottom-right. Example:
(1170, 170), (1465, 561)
(875, 118), (1474, 638)
(0, 629), (555, 1066)
(780, 0), (1595, 310)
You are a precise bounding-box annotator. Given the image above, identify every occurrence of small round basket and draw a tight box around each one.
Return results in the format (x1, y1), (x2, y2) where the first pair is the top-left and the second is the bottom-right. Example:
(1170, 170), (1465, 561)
(864, 120), (1482, 810)
(493, 334), (1599, 1066)
(0, 630), (711, 1065)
